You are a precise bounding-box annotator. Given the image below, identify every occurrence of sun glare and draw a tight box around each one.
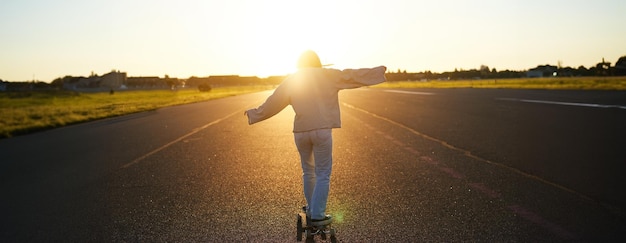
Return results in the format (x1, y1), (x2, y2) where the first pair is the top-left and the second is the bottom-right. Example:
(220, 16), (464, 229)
(239, 0), (345, 77)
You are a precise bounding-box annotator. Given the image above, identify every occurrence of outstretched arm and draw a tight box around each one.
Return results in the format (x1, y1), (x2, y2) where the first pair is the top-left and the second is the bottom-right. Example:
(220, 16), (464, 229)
(245, 81), (290, 125)
(335, 66), (387, 89)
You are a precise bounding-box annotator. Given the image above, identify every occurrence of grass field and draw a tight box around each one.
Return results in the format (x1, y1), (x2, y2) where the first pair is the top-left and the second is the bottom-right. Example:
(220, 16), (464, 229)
(0, 86), (273, 138)
(374, 76), (626, 90)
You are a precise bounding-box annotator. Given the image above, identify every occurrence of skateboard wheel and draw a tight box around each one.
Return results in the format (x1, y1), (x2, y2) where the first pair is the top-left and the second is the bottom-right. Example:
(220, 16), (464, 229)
(296, 215), (303, 241)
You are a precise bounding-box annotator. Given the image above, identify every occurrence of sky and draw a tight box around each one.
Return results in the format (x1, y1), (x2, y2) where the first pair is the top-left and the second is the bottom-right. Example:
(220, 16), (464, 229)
(1, 0), (625, 82)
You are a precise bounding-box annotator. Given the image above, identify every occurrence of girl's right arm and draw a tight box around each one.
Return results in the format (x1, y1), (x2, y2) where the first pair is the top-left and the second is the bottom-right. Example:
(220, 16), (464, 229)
(245, 79), (291, 125)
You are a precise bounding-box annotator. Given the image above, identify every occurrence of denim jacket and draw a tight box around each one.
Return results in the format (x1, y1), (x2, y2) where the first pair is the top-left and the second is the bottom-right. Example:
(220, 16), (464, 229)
(246, 66), (386, 132)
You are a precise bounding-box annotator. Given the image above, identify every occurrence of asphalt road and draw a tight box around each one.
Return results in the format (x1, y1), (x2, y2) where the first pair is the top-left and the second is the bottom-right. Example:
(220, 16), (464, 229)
(1, 88), (626, 242)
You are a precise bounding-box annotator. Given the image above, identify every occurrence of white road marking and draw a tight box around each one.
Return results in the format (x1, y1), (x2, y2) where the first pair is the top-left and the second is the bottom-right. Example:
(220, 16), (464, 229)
(343, 101), (581, 240)
(120, 106), (252, 169)
(383, 90), (435, 95)
(498, 98), (626, 110)
(342, 101), (594, 201)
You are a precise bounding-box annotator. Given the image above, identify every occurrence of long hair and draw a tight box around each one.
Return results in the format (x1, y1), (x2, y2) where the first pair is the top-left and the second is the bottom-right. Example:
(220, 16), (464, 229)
(297, 50), (322, 69)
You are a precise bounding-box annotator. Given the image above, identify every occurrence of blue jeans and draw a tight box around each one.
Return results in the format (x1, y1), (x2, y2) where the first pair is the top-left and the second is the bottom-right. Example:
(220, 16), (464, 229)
(294, 128), (333, 220)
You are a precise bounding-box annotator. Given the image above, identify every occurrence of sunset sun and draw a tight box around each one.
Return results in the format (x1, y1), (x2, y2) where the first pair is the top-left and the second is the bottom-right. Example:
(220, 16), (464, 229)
(234, 0), (345, 77)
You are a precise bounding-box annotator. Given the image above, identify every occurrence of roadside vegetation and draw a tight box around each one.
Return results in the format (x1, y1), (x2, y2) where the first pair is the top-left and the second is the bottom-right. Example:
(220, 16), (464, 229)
(374, 76), (626, 90)
(0, 86), (272, 138)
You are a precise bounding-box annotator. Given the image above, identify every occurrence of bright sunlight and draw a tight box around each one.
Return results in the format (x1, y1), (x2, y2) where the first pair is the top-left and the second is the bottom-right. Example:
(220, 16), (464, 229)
(224, 0), (350, 77)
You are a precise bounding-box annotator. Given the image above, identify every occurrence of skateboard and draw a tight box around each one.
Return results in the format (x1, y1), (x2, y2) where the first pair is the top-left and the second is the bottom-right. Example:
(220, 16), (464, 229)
(296, 210), (337, 242)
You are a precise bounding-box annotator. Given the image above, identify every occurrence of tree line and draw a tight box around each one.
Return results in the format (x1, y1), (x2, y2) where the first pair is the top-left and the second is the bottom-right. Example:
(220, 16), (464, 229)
(386, 56), (626, 81)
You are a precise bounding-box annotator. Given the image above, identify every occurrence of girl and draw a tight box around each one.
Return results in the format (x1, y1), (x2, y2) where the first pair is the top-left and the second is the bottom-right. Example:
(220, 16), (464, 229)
(245, 50), (386, 226)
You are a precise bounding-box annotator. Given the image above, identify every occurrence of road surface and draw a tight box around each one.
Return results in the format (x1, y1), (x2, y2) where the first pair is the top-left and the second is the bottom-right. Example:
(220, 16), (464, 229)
(1, 88), (625, 242)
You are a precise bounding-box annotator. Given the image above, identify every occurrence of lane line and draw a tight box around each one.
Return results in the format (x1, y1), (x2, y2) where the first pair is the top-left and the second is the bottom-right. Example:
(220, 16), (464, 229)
(343, 102), (581, 239)
(342, 101), (593, 202)
(439, 167), (465, 179)
(342, 103), (579, 239)
(420, 156), (438, 165)
(384, 90), (435, 95)
(507, 205), (578, 240)
(498, 98), (626, 110)
(469, 183), (501, 199)
(120, 108), (248, 169)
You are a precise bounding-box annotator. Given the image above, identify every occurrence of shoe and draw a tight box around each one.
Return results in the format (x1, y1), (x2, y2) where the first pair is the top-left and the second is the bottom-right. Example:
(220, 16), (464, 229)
(310, 215), (333, 226)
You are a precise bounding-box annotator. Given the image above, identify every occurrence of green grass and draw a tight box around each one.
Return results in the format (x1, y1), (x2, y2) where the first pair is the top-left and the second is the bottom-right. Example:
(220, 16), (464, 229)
(374, 76), (626, 90)
(0, 86), (272, 138)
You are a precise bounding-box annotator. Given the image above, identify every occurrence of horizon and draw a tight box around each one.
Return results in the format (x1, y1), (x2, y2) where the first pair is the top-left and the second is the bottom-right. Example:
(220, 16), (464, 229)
(2, 0), (625, 82)
(0, 59), (620, 83)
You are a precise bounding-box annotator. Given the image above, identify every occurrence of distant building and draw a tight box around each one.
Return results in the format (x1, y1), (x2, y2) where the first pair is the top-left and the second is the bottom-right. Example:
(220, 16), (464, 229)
(63, 71), (127, 90)
(100, 71), (127, 89)
(0, 81), (6, 91)
(126, 76), (164, 88)
(526, 70), (543, 78)
(527, 65), (558, 77)
(595, 58), (612, 76)
(615, 56), (626, 76)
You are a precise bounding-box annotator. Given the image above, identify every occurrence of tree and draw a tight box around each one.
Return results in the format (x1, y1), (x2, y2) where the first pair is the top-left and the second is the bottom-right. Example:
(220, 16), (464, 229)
(615, 56), (626, 76)
(577, 66), (590, 76)
(164, 75), (178, 90)
(480, 65), (491, 78)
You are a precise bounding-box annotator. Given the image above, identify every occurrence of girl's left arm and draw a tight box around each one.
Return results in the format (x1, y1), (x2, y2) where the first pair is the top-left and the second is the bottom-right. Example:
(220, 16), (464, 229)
(335, 66), (387, 89)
